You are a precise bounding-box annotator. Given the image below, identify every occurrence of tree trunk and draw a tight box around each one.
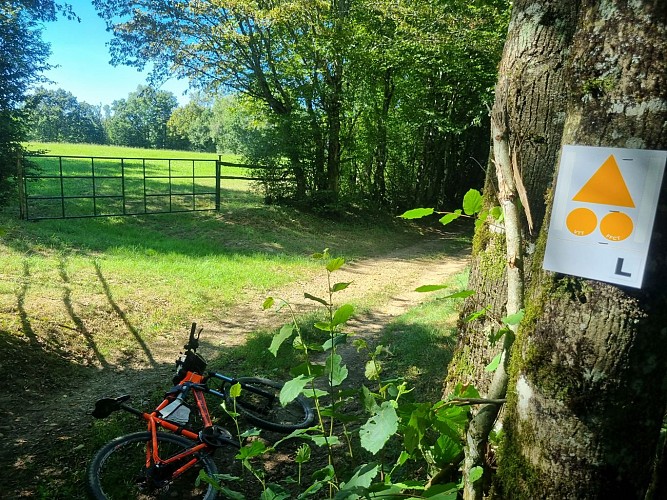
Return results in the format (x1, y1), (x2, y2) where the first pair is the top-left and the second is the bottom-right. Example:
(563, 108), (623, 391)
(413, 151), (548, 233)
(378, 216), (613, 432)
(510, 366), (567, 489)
(445, 1), (667, 498)
(372, 67), (394, 205)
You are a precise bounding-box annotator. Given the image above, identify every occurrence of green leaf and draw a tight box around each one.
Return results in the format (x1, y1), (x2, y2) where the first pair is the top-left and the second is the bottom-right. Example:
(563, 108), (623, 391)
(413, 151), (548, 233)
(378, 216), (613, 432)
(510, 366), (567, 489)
(439, 209), (462, 226)
(353, 339), (368, 351)
(322, 333), (347, 351)
(295, 444), (311, 464)
(280, 375), (313, 406)
(260, 485), (290, 500)
(464, 307), (488, 322)
(312, 465), (335, 482)
(272, 428), (311, 448)
(433, 433), (463, 464)
(325, 354), (348, 387)
(311, 249), (329, 260)
(442, 290), (475, 299)
(364, 360), (381, 381)
(314, 321), (332, 331)
(311, 435), (340, 447)
(404, 403), (432, 453)
(502, 309), (525, 326)
(463, 189), (483, 215)
(469, 466), (484, 483)
(338, 463), (380, 495)
(485, 353), (502, 372)
(269, 324), (294, 357)
(332, 304), (354, 326)
(303, 387), (328, 398)
(298, 480), (325, 498)
(396, 450), (411, 467)
(415, 284), (448, 292)
(359, 402), (398, 454)
(489, 327), (508, 347)
(262, 296), (275, 310)
(236, 440), (267, 459)
(229, 382), (242, 399)
(304, 293), (329, 306)
(400, 208), (434, 219)
(326, 257), (345, 272)
(290, 361), (325, 378)
(489, 205), (503, 220)
(362, 385), (379, 413)
(423, 482), (459, 499)
(451, 383), (481, 400)
(198, 471), (244, 500)
(331, 282), (351, 292)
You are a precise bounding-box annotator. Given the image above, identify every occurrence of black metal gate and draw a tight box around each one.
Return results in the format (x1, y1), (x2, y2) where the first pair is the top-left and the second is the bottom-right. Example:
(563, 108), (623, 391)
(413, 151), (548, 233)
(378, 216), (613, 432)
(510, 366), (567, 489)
(18, 154), (253, 221)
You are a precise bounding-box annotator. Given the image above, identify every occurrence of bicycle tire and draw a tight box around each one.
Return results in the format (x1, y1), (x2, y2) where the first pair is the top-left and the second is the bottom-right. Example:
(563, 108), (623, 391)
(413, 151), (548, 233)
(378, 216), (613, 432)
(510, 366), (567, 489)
(86, 431), (218, 500)
(225, 377), (314, 433)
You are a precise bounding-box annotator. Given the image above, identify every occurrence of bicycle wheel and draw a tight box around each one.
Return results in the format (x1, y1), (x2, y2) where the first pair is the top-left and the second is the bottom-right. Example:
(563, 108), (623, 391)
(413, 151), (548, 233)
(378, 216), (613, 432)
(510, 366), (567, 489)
(87, 431), (218, 500)
(226, 377), (314, 432)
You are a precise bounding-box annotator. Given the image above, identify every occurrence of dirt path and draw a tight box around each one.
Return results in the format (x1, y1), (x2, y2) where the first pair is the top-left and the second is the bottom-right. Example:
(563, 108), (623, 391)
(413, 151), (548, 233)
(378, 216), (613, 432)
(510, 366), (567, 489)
(0, 230), (470, 498)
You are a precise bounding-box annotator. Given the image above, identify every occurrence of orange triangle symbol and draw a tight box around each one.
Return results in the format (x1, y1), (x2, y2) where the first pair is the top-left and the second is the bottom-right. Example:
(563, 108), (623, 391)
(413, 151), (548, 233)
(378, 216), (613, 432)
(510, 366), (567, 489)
(572, 155), (635, 207)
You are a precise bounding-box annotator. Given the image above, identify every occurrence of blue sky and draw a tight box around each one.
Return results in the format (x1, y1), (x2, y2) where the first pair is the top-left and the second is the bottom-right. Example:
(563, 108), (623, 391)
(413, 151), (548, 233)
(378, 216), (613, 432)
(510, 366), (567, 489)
(40, 1), (190, 107)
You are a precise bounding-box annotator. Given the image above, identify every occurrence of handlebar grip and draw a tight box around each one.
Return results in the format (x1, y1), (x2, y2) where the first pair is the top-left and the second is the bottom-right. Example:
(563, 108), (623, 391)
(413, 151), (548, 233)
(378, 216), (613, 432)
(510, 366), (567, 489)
(185, 322), (201, 350)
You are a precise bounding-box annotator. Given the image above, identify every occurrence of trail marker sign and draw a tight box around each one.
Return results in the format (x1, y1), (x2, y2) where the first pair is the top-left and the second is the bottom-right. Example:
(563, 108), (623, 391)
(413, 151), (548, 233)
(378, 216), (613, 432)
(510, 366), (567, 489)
(543, 145), (666, 288)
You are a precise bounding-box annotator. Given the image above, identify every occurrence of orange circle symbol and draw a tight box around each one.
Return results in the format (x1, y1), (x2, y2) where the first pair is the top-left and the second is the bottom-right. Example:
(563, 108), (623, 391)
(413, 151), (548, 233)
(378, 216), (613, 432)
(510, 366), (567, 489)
(600, 212), (634, 241)
(566, 207), (597, 236)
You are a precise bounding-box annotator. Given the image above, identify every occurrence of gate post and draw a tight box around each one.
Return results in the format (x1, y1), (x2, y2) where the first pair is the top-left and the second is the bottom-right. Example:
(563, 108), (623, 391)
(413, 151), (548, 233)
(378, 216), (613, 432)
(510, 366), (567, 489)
(215, 156), (221, 211)
(17, 156), (27, 220)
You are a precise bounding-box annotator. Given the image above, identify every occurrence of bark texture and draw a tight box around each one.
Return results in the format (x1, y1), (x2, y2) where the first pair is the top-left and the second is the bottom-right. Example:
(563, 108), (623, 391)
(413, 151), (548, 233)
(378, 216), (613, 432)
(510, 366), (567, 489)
(445, 1), (667, 498)
(445, 0), (576, 396)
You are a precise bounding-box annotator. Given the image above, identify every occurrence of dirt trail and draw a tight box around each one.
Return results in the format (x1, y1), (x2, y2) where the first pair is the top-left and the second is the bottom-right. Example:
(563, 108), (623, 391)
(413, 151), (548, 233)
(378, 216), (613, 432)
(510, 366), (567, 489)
(0, 230), (469, 497)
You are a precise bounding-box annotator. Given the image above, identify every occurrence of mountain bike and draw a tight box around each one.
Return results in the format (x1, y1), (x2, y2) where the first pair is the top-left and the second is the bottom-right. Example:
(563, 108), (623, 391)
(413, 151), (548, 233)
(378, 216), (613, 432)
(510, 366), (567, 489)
(87, 323), (314, 499)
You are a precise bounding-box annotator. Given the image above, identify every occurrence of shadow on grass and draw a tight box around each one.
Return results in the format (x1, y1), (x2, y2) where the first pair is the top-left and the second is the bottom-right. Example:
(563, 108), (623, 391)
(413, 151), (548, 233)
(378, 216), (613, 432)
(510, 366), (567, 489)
(2, 188), (455, 265)
(58, 258), (110, 369)
(93, 260), (158, 368)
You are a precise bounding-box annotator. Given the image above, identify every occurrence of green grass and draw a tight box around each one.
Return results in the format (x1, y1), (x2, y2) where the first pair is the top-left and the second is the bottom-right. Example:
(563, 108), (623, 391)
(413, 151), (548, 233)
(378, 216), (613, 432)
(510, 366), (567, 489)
(1, 156), (443, 386)
(21, 142), (254, 218)
(25, 142), (240, 161)
(379, 271), (468, 401)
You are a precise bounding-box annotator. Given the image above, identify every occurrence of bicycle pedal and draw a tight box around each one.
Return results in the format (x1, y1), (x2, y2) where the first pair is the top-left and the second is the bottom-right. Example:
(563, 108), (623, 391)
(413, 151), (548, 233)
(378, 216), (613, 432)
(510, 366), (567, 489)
(199, 425), (237, 448)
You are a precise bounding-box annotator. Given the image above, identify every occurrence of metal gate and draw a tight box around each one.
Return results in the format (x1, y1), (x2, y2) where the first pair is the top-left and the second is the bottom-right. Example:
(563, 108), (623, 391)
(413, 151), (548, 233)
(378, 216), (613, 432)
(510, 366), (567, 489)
(18, 154), (254, 221)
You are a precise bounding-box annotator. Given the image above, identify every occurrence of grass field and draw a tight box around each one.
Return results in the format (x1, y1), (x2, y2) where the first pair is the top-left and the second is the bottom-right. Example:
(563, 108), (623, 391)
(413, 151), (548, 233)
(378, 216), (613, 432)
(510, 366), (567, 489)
(3, 143), (469, 381)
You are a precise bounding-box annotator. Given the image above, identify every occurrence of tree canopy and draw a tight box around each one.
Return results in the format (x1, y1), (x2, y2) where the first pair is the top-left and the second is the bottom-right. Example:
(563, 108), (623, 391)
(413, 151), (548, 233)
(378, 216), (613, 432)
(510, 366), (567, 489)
(93, 0), (509, 210)
(0, 1), (55, 202)
(25, 88), (106, 144)
(104, 85), (178, 149)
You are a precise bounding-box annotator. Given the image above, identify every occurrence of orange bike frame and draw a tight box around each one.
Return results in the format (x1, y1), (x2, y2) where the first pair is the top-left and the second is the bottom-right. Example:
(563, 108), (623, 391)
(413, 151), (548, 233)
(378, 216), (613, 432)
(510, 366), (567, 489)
(140, 370), (217, 479)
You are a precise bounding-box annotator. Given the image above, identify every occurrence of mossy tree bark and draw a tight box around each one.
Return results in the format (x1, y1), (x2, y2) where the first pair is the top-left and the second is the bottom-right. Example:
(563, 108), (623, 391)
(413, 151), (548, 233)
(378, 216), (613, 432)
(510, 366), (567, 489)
(445, 1), (667, 498)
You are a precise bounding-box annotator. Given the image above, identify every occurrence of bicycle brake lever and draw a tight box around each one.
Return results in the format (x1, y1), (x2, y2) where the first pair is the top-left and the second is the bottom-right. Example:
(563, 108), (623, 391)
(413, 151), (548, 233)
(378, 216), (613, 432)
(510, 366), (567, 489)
(91, 395), (131, 419)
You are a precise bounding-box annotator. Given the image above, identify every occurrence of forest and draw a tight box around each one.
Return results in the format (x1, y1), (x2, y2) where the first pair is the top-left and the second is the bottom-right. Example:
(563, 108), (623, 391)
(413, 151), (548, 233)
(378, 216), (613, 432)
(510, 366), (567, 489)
(16, 0), (510, 212)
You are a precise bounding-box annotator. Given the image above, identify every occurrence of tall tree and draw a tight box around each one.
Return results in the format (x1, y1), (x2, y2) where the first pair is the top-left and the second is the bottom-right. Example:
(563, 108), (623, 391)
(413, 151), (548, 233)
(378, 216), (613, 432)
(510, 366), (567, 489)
(444, 1), (667, 498)
(93, 0), (349, 199)
(25, 87), (105, 144)
(343, 0), (508, 210)
(167, 97), (215, 152)
(0, 1), (65, 204)
(104, 86), (178, 149)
